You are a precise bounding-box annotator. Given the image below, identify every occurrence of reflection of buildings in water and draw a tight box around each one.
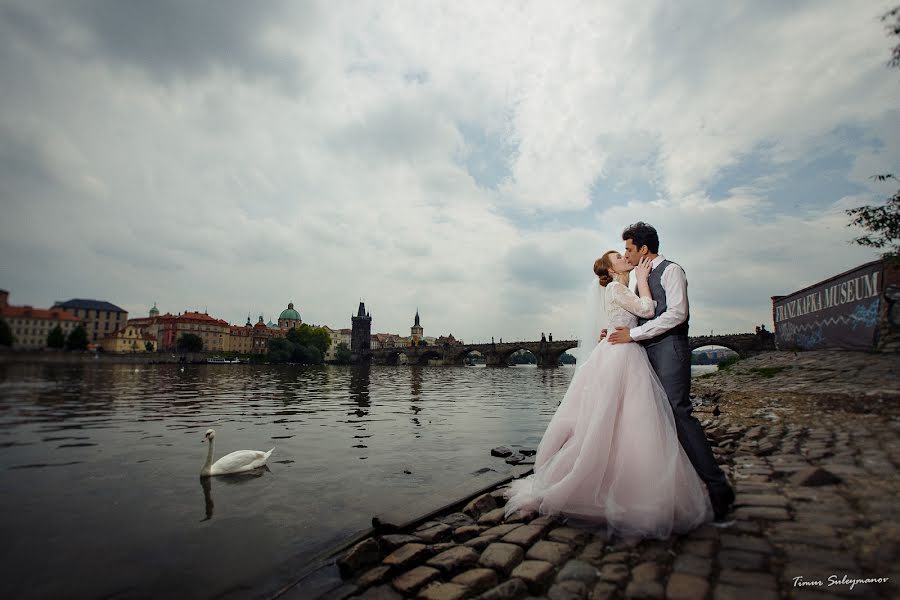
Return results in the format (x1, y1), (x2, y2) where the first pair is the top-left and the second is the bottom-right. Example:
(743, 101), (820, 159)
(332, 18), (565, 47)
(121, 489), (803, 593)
(409, 367), (424, 433)
(348, 364), (372, 456)
(409, 366), (423, 398)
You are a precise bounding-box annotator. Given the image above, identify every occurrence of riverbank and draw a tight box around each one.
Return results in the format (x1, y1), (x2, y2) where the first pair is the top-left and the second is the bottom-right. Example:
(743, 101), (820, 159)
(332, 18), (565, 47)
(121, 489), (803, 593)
(310, 349), (899, 599)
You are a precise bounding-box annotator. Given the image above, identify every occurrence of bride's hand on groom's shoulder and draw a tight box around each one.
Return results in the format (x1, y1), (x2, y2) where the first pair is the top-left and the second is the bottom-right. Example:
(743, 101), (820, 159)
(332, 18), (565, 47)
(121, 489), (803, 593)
(635, 256), (652, 281)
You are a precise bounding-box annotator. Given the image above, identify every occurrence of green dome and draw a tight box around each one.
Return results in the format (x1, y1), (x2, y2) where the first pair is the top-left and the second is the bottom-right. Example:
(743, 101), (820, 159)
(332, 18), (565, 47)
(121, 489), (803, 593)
(279, 302), (301, 321)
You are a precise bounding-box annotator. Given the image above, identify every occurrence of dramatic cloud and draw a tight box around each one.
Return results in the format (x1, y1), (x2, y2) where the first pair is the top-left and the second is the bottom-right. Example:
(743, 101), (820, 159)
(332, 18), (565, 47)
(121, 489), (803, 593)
(0, 0), (895, 342)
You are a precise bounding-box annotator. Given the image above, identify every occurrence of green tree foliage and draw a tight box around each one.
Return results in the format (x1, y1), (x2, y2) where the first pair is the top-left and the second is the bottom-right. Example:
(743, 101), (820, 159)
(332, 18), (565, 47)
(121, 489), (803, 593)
(267, 337), (293, 363)
(177, 333), (203, 353)
(0, 318), (13, 346)
(47, 325), (65, 348)
(334, 342), (351, 365)
(268, 325), (329, 365)
(846, 9), (900, 264)
(286, 324), (331, 356)
(65, 325), (89, 351)
(559, 352), (576, 365)
(846, 175), (899, 264)
(145, 341), (155, 352)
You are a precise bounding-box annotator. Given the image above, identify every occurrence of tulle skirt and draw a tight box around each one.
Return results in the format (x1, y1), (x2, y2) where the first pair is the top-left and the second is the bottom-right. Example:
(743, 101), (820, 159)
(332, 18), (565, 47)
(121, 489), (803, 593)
(504, 339), (713, 540)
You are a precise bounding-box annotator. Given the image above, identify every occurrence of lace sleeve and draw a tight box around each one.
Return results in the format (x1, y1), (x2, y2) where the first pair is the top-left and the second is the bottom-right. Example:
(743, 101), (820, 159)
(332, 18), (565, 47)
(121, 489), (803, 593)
(610, 281), (657, 318)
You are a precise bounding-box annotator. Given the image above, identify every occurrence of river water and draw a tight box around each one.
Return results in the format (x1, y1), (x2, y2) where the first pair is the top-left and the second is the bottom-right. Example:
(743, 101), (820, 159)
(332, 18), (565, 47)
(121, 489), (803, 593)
(0, 362), (715, 599)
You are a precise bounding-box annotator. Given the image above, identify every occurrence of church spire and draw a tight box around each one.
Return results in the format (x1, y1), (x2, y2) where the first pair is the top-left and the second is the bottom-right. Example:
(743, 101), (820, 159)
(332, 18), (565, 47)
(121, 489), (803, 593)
(414, 308), (420, 327)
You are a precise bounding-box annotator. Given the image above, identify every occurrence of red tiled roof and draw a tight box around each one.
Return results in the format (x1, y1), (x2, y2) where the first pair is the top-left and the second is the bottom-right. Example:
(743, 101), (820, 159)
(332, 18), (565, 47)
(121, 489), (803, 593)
(0, 305), (80, 321)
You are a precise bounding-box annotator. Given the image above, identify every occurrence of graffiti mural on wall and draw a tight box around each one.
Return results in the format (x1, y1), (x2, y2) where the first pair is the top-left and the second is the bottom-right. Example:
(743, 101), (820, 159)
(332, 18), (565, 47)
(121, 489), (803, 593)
(772, 261), (883, 351)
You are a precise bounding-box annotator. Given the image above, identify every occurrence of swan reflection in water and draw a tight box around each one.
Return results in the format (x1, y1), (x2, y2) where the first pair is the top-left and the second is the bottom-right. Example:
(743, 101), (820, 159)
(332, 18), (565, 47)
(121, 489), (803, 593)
(199, 465), (272, 521)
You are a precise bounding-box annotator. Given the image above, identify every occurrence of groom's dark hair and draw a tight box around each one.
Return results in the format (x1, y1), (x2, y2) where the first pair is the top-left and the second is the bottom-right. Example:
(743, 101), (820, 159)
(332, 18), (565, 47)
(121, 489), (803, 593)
(622, 222), (659, 253)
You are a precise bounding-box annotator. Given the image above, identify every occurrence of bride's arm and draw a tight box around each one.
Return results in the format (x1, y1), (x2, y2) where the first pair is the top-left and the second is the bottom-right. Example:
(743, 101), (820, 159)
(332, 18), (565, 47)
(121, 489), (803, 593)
(612, 258), (656, 318)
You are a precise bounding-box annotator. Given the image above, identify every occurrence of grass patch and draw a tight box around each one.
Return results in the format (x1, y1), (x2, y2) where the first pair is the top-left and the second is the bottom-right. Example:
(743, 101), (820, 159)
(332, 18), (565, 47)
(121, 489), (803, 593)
(716, 355), (741, 371)
(749, 366), (788, 378)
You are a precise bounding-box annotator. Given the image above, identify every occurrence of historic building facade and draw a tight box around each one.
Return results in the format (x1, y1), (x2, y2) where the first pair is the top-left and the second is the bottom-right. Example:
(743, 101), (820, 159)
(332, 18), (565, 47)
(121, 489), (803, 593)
(52, 298), (127, 344)
(0, 290), (81, 350)
(99, 325), (157, 353)
(278, 302), (302, 330)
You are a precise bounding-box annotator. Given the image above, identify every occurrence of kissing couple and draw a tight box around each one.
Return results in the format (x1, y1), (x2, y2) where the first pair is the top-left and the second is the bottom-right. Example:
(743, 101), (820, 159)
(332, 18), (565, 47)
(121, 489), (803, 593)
(505, 221), (735, 540)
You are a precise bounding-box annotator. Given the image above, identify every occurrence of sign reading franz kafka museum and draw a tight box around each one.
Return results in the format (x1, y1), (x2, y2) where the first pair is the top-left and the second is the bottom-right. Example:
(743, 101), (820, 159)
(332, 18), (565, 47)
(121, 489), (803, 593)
(772, 260), (883, 351)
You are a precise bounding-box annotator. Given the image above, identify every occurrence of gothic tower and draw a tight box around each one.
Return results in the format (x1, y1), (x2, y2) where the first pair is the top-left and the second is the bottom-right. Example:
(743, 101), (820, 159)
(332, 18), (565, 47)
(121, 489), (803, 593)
(411, 308), (424, 345)
(351, 301), (372, 363)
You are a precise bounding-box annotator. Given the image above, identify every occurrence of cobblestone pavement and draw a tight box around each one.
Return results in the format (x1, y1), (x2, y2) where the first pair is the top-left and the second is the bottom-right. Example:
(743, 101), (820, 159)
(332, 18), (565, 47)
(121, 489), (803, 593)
(333, 352), (899, 600)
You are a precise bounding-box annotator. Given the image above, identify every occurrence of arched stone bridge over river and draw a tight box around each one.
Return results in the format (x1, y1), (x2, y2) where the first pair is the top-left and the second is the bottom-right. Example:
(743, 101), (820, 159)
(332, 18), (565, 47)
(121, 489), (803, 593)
(367, 332), (776, 367)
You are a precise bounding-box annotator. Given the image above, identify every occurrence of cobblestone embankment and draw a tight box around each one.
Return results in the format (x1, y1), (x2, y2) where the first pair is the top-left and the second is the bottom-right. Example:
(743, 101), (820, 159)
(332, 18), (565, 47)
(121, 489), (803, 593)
(319, 351), (900, 600)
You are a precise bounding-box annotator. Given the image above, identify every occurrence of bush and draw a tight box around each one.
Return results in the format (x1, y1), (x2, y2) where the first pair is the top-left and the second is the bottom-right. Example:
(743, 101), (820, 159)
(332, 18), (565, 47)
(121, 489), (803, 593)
(717, 355), (741, 371)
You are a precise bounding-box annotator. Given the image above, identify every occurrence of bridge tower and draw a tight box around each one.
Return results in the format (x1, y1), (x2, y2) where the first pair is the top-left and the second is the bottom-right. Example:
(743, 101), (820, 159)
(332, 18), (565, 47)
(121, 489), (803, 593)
(351, 301), (372, 363)
(411, 308), (423, 345)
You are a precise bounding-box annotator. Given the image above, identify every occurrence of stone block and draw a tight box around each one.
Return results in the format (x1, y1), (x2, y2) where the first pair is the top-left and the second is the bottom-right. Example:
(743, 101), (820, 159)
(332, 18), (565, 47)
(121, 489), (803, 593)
(338, 537), (384, 580)
(510, 560), (556, 594)
(476, 578), (529, 600)
(417, 582), (469, 600)
(665, 573), (709, 600)
(427, 546), (480, 574)
(392, 566), (441, 595)
(383, 543), (431, 569)
(501, 524), (546, 547)
(465, 493), (499, 519)
(526, 540), (575, 566)
(450, 568), (499, 594)
(547, 527), (590, 546)
(479, 542), (525, 576)
(478, 507), (508, 526)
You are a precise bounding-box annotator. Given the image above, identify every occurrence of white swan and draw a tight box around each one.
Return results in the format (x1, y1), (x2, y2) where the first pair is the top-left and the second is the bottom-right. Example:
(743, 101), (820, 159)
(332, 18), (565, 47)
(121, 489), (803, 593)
(200, 428), (274, 477)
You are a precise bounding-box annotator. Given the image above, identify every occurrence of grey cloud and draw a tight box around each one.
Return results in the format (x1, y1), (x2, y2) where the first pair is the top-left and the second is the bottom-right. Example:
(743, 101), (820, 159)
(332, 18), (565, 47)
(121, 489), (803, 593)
(5, 0), (314, 89)
(505, 242), (583, 293)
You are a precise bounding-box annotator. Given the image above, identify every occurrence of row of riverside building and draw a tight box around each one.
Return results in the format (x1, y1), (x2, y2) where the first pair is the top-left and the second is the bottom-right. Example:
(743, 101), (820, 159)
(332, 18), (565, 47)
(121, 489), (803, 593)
(0, 290), (462, 360)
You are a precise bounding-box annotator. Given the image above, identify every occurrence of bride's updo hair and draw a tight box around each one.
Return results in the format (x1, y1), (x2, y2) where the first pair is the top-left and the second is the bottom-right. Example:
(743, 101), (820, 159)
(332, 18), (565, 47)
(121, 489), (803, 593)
(593, 250), (618, 287)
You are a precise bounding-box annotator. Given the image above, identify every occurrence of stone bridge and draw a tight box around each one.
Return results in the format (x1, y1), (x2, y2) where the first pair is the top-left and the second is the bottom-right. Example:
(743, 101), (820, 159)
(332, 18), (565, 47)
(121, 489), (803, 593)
(366, 331), (775, 367)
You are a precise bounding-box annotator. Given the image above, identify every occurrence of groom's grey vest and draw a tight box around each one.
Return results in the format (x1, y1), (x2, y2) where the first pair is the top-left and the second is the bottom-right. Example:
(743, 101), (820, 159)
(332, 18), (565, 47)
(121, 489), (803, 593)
(638, 259), (689, 345)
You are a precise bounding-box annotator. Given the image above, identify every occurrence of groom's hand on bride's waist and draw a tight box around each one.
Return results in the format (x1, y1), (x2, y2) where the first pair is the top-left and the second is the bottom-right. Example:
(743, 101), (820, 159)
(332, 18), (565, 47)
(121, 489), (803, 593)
(607, 327), (633, 344)
(598, 328), (608, 342)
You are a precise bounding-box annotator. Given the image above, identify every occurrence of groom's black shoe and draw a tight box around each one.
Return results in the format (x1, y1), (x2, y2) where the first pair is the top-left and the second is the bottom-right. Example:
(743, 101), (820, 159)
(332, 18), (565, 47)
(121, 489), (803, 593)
(710, 483), (735, 522)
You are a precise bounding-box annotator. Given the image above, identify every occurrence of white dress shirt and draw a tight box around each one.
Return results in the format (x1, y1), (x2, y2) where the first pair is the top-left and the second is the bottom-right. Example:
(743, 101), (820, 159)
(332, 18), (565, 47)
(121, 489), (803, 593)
(629, 254), (689, 342)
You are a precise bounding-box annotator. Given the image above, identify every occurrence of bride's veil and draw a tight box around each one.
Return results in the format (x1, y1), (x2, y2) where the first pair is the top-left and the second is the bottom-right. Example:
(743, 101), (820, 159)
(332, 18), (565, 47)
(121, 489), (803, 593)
(574, 279), (609, 369)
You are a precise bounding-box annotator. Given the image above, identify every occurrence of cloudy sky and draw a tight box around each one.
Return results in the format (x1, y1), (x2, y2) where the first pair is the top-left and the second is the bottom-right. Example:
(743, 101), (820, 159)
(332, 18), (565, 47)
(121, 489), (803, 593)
(0, 1), (897, 343)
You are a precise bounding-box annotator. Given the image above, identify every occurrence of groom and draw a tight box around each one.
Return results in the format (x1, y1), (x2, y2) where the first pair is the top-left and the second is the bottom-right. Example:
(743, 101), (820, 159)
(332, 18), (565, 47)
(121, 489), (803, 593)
(607, 222), (735, 521)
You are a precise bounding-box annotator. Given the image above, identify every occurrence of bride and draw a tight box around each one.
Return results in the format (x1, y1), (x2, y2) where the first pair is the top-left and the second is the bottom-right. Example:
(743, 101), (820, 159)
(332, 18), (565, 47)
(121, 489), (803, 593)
(504, 250), (713, 540)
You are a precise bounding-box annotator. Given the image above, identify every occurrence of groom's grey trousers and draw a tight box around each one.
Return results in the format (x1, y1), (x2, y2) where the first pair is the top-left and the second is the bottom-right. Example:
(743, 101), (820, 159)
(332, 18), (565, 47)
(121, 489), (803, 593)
(644, 335), (729, 491)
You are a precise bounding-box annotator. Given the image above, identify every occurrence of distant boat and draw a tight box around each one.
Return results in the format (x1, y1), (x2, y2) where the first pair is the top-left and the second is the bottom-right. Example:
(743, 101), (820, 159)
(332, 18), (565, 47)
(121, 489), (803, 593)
(206, 357), (241, 364)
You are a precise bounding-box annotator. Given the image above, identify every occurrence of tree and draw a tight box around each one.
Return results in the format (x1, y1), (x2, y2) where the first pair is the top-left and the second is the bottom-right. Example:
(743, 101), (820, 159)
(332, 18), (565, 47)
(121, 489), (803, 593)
(846, 175), (899, 264)
(0, 318), (13, 347)
(334, 342), (351, 365)
(884, 6), (900, 68)
(267, 337), (292, 363)
(177, 333), (203, 353)
(47, 325), (65, 349)
(65, 325), (89, 351)
(145, 341), (155, 352)
(288, 324), (331, 356)
(845, 9), (900, 264)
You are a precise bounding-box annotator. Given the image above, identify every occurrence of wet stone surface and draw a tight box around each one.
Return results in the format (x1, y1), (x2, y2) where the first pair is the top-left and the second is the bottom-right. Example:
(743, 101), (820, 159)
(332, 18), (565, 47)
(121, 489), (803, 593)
(334, 351), (899, 599)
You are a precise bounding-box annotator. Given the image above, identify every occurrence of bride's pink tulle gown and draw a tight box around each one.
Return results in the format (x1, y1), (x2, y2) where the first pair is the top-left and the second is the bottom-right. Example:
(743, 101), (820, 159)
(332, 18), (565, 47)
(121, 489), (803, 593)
(504, 281), (712, 540)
